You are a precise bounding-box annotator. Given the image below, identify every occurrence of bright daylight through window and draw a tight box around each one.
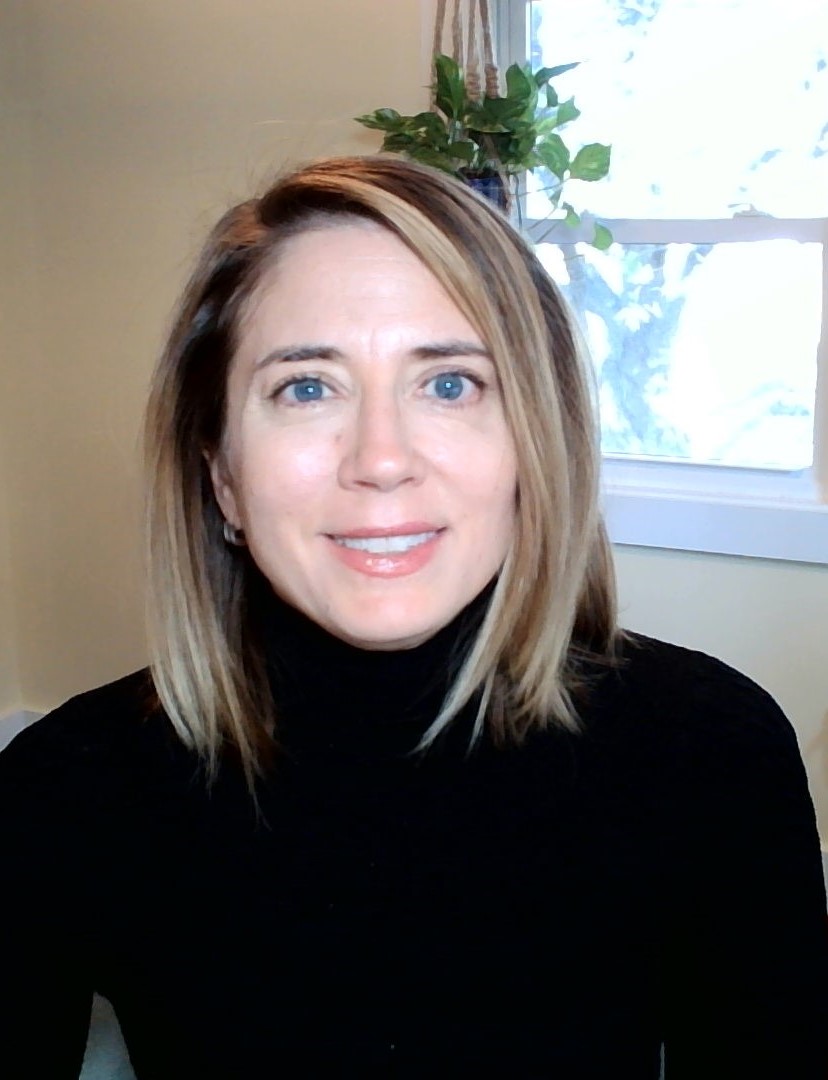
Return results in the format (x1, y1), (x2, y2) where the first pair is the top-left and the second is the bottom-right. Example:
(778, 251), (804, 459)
(498, 0), (828, 562)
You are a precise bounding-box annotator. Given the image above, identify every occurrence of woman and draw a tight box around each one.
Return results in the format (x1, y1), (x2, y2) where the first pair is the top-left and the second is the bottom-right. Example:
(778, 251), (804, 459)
(1, 157), (826, 1078)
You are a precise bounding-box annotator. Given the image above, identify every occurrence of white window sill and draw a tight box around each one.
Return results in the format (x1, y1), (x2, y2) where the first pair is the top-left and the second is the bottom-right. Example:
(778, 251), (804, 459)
(604, 460), (828, 564)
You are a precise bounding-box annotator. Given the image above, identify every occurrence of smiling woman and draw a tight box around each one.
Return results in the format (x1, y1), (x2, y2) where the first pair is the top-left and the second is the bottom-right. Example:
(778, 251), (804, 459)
(0, 157), (825, 1078)
(207, 222), (517, 652)
(144, 155), (616, 775)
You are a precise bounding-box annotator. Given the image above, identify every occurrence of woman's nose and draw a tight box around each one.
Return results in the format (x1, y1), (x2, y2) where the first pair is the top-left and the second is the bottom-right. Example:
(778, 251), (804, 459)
(337, 393), (425, 492)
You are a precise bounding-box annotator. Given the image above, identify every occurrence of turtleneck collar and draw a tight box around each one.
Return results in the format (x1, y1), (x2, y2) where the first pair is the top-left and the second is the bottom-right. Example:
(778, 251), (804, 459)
(255, 578), (495, 759)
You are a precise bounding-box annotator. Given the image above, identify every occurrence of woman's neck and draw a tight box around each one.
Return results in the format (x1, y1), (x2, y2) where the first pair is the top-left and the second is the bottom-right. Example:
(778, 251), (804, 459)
(255, 579), (494, 758)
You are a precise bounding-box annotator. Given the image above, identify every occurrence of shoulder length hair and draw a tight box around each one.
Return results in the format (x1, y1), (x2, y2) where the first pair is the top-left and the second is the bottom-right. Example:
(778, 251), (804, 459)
(144, 155), (618, 790)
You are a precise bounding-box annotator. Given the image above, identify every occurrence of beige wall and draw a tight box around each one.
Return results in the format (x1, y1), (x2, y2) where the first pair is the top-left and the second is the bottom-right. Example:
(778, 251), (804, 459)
(0, 22), (34, 717)
(0, 0), (427, 709)
(1, 1), (825, 841)
(0, 463), (20, 717)
(615, 548), (828, 843)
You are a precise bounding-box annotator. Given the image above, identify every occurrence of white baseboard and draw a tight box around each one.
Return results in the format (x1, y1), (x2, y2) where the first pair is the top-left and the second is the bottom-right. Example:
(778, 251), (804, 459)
(0, 709), (44, 752)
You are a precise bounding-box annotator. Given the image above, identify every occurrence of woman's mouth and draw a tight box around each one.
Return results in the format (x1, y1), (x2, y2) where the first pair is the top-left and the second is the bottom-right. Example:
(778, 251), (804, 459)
(326, 527), (444, 577)
(332, 530), (439, 554)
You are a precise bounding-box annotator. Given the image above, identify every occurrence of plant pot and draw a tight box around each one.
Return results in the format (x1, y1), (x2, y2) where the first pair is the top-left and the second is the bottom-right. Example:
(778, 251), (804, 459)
(460, 169), (510, 213)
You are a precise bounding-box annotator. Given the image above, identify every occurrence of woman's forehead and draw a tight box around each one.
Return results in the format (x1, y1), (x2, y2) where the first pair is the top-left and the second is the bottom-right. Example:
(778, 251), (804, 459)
(241, 223), (475, 335)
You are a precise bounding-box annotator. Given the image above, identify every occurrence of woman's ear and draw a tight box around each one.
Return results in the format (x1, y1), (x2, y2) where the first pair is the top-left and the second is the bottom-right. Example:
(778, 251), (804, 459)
(204, 448), (241, 529)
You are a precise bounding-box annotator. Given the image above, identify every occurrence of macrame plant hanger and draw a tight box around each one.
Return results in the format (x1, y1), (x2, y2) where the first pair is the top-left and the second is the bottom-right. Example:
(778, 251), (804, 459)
(431, 0), (511, 210)
(431, 0), (500, 107)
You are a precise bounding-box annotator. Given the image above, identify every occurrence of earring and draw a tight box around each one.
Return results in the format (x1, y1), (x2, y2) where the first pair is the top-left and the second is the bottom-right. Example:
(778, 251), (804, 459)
(223, 521), (246, 547)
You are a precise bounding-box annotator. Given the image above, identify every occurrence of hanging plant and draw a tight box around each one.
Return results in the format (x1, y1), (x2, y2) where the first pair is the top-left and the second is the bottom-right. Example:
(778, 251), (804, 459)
(357, 53), (611, 247)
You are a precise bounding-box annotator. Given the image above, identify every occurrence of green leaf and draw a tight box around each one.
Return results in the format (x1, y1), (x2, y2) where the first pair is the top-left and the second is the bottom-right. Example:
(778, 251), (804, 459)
(401, 111), (449, 147)
(535, 133), (570, 178)
(554, 97), (581, 128)
(533, 66), (558, 87)
(466, 96), (525, 131)
(592, 223), (614, 250)
(562, 202), (581, 227)
(446, 140), (476, 163)
(355, 108), (404, 133)
(534, 62), (580, 82)
(381, 132), (418, 153)
(434, 54), (466, 120)
(514, 131), (537, 158)
(403, 111), (445, 133)
(406, 146), (460, 174)
(535, 114), (562, 136)
(505, 63), (536, 107)
(569, 143), (611, 181)
(477, 130), (519, 169)
(544, 84), (559, 108)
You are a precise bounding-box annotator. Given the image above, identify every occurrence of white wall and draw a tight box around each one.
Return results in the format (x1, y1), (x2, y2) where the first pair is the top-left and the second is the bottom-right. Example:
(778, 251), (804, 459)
(1, 0), (825, 843)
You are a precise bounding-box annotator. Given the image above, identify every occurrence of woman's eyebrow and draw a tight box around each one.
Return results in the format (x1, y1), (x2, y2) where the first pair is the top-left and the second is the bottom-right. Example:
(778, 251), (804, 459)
(411, 340), (493, 361)
(255, 345), (344, 369)
(254, 339), (492, 370)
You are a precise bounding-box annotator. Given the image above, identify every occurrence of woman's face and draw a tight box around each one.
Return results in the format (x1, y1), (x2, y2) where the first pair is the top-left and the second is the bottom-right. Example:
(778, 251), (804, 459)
(209, 222), (517, 650)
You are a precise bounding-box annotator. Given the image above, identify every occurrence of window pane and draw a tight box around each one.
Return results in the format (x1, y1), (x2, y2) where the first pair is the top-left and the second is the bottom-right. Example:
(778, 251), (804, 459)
(527, 0), (828, 219)
(536, 240), (822, 469)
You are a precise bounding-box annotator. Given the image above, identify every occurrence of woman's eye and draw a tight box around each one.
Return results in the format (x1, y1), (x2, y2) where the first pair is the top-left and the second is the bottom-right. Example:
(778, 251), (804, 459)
(425, 371), (481, 402)
(274, 376), (329, 404)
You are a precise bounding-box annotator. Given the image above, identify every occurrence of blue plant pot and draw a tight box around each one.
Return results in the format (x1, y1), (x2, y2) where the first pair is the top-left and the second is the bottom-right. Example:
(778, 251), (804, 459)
(461, 170), (510, 213)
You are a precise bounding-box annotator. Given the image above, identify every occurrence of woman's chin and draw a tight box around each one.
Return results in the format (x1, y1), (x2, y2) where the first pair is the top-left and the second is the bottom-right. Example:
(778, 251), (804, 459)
(307, 593), (454, 652)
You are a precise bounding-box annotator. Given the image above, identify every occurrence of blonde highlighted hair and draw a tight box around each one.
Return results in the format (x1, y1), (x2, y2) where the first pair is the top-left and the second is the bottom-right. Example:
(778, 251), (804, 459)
(144, 155), (618, 790)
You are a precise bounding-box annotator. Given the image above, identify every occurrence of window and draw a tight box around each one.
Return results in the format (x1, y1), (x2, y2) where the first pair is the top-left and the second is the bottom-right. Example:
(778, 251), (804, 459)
(497, 0), (828, 563)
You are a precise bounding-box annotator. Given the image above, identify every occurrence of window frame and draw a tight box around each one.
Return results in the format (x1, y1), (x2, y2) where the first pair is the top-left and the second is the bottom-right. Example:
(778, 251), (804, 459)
(497, 0), (828, 565)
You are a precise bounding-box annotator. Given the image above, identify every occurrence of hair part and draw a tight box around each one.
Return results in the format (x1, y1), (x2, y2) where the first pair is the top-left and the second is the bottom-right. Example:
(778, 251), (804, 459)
(144, 155), (618, 791)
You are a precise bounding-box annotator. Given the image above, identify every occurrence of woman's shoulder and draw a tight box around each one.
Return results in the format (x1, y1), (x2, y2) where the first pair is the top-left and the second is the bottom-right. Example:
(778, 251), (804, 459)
(610, 630), (788, 720)
(0, 670), (181, 809)
(3, 668), (155, 752)
(586, 630), (803, 779)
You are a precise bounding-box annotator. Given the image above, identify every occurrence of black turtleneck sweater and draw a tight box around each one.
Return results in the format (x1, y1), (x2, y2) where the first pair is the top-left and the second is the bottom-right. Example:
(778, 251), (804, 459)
(1, 594), (826, 1079)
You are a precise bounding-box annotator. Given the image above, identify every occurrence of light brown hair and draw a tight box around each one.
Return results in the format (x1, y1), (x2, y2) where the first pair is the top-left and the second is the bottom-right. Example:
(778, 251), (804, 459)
(144, 155), (618, 790)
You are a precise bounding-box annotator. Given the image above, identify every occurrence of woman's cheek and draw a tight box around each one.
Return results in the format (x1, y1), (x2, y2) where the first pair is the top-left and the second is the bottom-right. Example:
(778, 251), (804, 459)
(255, 428), (339, 495)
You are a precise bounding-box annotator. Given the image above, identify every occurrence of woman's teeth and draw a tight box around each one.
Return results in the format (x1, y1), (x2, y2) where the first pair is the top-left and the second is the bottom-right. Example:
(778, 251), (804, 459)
(334, 531), (437, 554)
